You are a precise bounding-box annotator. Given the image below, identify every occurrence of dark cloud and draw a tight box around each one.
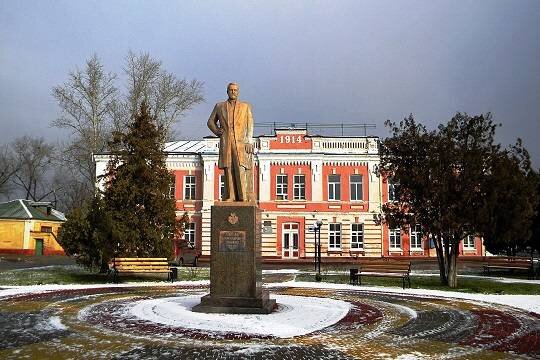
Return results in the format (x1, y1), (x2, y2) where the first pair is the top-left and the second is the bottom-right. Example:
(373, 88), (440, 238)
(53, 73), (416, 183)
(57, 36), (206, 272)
(1, 1), (539, 164)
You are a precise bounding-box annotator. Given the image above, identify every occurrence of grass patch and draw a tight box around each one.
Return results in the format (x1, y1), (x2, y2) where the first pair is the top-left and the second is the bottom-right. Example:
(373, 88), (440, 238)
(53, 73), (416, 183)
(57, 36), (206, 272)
(295, 273), (540, 295)
(0, 266), (106, 286)
(0, 265), (210, 286)
(176, 266), (209, 281)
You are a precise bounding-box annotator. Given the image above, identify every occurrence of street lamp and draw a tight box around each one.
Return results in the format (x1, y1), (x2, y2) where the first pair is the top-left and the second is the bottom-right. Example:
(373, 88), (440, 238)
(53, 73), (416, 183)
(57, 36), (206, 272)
(311, 220), (323, 278)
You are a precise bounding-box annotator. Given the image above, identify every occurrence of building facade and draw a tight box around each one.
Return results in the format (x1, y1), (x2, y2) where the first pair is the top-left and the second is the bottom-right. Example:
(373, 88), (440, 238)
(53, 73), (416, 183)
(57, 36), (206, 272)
(95, 129), (485, 261)
(0, 200), (65, 256)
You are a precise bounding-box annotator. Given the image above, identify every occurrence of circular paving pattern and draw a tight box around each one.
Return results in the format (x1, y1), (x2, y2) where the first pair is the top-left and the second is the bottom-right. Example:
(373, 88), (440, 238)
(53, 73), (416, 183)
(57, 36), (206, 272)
(0, 284), (538, 359)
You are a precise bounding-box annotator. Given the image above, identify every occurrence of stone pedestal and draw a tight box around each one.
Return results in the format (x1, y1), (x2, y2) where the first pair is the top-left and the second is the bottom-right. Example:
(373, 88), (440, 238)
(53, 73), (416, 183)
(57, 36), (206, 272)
(192, 203), (276, 314)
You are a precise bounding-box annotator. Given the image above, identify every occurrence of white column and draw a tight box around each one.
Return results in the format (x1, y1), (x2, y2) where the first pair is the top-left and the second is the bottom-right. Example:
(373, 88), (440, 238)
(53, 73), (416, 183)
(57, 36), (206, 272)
(311, 159), (323, 201)
(201, 155), (216, 209)
(259, 159), (271, 201)
(94, 157), (108, 192)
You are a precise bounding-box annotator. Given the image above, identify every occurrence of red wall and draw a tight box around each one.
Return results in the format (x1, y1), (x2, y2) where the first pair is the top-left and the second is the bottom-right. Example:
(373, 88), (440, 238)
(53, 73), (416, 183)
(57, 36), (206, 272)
(268, 133), (312, 150)
(276, 216), (306, 257)
(270, 164), (312, 201)
(322, 165), (369, 203)
(172, 169), (203, 211)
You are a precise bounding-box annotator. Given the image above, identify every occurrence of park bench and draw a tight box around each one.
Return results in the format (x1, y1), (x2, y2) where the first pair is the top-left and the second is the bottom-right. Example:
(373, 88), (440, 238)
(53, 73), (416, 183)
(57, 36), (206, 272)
(482, 257), (535, 279)
(110, 257), (175, 283)
(350, 260), (412, 289)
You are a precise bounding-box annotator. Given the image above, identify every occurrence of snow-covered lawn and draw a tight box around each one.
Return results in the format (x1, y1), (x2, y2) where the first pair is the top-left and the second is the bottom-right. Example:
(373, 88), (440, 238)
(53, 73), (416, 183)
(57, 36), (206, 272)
(1, 277), (538, 314)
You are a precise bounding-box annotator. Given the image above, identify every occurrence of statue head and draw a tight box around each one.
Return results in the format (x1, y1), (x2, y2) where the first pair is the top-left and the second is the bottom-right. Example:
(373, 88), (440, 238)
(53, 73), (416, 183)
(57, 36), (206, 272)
(227, 82), (239, 101)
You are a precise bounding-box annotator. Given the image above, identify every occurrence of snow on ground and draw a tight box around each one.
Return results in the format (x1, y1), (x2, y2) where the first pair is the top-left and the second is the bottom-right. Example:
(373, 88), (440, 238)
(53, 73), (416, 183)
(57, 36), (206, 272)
(410, 272), (540, 284)
(311, 269), (540, 285)
(275, 280), (540, 314)
(0, 280), (209, 299)
(0, 275), (538, 315)
(261, 269), (300, 274)
(128, 294), (351, 338)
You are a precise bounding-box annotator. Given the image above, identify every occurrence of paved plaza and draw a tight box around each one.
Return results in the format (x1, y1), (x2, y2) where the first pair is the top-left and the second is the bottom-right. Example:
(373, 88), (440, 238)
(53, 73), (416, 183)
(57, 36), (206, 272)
(0, 279), (538, 359)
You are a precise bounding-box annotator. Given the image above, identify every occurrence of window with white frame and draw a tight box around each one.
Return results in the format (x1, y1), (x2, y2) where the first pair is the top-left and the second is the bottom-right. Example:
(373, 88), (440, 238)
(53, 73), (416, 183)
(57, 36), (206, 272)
(219, 174), (225, 200)
(328, 174), (341, 201)
(388, 178), (400, 202)
(293, 174), (305, 200)
(276, 174), (288, 200)
(168, 177), (176, 199)
(184, 222), (195, 248)
(463, 235), (476, 249)
(389, 228), (401, 249)
(350, 174), (363, 201)
(329, 223), (342, 250)
(184, 175), (196, 200)
(351, 223), (364, 249)
(410, 224), (422, 250)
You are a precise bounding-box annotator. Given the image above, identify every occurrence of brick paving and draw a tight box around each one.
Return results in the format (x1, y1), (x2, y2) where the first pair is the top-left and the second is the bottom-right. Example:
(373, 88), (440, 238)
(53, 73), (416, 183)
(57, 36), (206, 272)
(0, 284), (538, 359)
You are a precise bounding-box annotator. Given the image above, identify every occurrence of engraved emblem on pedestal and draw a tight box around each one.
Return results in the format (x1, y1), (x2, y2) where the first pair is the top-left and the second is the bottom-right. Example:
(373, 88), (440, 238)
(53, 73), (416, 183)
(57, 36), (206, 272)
(228, 212), (239, 224)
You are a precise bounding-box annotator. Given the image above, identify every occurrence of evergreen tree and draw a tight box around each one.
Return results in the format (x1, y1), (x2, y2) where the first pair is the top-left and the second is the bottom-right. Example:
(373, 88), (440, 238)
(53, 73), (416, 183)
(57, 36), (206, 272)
(529, 174), (540, 254)
(482, 140), (537, 256)
(103, 102), (180, 258)
(57, 196), (114, 270)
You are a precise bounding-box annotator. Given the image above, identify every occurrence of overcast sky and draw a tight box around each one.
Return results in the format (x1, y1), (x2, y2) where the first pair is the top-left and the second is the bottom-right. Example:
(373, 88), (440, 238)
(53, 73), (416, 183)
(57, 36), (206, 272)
(1, 1), (539, 164)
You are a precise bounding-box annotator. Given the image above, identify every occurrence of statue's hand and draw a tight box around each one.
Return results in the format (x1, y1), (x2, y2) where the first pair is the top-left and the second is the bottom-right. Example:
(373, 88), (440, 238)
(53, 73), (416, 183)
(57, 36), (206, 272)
(215, 127), (224, 136)
(245, 143), (254, 154)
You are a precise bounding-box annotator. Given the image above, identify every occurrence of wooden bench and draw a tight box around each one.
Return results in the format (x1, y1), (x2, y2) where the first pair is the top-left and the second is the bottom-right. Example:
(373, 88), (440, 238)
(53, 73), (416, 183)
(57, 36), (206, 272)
(482, 257), (535, 278)
(350, 260), (412, 289)
(110, 258), (175, 283)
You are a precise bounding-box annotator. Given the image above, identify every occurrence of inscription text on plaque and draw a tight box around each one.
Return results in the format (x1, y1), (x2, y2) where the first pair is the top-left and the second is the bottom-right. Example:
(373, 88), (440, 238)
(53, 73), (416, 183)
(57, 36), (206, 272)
(219, 230), (247, 252)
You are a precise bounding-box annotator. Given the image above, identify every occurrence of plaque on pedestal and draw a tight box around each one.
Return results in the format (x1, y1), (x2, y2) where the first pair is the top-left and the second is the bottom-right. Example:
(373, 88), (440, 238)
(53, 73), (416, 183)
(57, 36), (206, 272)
(192, 203), (276, 314)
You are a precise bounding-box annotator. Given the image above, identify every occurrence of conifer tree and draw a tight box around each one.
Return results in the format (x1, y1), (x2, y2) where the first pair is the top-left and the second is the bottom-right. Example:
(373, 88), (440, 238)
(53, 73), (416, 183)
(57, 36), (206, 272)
(103, 102), (181, 258)
(482, 141), (538, 256)
(57, 195), (115, 270)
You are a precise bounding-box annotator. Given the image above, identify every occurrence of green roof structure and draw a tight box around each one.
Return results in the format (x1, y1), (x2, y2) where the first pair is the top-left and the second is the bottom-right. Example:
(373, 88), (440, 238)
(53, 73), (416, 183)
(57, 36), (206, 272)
(0, 200), (65, 222)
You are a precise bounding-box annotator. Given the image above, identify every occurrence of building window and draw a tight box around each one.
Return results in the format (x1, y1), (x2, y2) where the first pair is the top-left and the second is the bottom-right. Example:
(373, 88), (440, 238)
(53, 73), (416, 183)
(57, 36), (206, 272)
(350, 174), (363, 201)
(463, 235), (476, 249)
(329, 223), (342, 250)
(389, 228), (401, 249)
(351, 223), (364, 249)
(293, 174), (305, 200)
(276, 174), (288, 200)
(388, 178), (400, 202)
(184, 222), (195, 248)
(168, 177), (176, 199)
(40, 226), (53, 234)
(184, 175), (196, 200)
(410, 224), (422, 250)
(219, 174), (225, 200)
(328, 174), (341, 201)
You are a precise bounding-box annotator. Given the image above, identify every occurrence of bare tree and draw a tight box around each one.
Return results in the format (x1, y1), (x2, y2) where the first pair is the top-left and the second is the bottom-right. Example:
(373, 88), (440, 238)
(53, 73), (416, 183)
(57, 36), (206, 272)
(119, 50), (204, 140)
(52, 52), (204, 211)
(10, 136), (56, 201)
(0, 144), (18, 199)
(50, 168), (92, 212)
(52, 54), (118, 189)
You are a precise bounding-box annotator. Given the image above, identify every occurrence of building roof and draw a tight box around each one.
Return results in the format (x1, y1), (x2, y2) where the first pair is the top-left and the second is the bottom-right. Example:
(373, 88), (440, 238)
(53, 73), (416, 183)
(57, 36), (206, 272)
(0, 199), (66, 222)
(164, 140), (206, 153)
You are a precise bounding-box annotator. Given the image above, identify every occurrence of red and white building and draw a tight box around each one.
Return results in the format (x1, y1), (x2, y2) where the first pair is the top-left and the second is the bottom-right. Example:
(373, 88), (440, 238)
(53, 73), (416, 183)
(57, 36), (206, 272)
(95, 128), (485, 261)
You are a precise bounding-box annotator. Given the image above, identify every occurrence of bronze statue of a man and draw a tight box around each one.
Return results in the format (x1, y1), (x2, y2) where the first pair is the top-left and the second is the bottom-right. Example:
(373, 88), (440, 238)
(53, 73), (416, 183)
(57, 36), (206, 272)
(207, 83), (254, 202)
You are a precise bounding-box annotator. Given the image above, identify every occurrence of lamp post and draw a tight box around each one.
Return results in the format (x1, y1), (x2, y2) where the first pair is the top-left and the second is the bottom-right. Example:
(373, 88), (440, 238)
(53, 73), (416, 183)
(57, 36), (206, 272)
(309, 223), (317, 271)
(313, 220), (323, 277)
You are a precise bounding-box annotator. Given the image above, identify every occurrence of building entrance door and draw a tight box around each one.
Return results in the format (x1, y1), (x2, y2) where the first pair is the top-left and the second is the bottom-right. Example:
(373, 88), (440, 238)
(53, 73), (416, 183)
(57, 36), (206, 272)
(35, 239), (44, 256)
(282, 223), (299, 258)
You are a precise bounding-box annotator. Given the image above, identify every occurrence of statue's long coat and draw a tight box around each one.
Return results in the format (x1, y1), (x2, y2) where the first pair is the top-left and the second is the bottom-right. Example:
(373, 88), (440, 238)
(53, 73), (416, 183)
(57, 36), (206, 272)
(207, 100), (254, 169)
